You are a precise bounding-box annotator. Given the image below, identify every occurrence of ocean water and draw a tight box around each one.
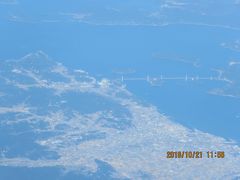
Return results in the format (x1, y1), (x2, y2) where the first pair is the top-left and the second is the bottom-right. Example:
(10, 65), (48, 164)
(1, 21), (239, 142)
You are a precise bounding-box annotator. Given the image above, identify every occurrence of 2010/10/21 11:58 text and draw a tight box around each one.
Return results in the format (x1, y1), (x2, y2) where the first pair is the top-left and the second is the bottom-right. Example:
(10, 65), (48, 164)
(166, 151), (225, 159)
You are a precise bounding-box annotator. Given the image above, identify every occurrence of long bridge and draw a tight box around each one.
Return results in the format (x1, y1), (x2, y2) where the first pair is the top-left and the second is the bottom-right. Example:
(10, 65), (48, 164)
(114, 74), (232, 86)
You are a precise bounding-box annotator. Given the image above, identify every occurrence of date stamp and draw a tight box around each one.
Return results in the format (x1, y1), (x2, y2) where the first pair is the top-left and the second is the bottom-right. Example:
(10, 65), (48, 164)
(166, 151), (225, 159)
